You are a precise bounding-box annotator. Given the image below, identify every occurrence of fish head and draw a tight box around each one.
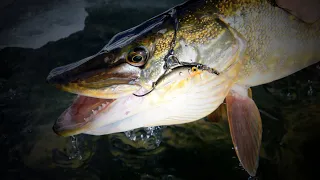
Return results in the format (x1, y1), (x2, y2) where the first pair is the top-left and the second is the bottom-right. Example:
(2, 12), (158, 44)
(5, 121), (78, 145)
(46, 10), (179, 136)
(46, 39), (156, 99)
(47, 3), (247, 136)
(47, 9), (182, 99)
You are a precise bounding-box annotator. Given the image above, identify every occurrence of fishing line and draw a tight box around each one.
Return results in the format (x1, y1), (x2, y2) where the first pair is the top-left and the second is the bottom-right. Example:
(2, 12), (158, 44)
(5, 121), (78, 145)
(133, 63), (220, 97)
(134, 8), (220, 97)
(134, 8), (180, 97)
(163, 8), (180, 70)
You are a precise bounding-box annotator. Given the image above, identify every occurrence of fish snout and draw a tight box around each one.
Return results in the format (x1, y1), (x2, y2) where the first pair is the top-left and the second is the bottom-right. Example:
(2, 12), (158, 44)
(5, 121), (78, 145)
(47, 52), (143, 99)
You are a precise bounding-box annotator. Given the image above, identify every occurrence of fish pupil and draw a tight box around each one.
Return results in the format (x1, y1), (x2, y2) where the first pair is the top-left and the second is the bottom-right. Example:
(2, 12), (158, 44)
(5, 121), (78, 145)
(132, 55), (143, 62)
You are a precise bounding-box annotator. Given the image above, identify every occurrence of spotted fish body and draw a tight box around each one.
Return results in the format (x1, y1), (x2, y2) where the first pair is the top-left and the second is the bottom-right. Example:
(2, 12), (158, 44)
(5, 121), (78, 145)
(47, 0), (319, 176)
(138, 0), (320, 88)
(222, 0), (320, 86)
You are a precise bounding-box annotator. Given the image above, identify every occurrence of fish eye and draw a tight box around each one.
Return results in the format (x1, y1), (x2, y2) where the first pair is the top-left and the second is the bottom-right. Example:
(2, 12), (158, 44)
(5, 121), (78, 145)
(126, 46), (149, 66)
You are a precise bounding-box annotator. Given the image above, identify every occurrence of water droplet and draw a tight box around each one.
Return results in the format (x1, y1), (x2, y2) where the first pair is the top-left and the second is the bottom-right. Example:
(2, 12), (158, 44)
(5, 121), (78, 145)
(162, 175), (175, 180)
(307, 80), (313, 96)
(248, 176), (259, 180)
(124, 126), (164, 148)
(68, 136), (82, 160)
(286, 92), (297, 100)
(8, 88), (17, 100)
(307, 86), (313, 96)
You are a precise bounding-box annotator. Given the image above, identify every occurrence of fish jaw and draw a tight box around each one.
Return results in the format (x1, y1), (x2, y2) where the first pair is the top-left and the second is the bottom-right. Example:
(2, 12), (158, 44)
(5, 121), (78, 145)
(47, 50), (143, 99)
(47, 51), (143, 136)
(53, 62), (142, 99)
(52, 96), (116, 136)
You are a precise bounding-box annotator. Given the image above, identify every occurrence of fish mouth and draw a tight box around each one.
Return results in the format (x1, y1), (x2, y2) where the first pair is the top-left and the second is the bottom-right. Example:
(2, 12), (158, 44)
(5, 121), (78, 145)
(47, 51), (144, 136)
(47, 51), (142, 99)
(53, 95), (116, 136)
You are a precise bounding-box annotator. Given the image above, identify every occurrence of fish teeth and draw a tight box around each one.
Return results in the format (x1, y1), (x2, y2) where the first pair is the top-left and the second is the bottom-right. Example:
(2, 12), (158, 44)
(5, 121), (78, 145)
(87, 103), (109, 119)
(92, 110), (97, 115)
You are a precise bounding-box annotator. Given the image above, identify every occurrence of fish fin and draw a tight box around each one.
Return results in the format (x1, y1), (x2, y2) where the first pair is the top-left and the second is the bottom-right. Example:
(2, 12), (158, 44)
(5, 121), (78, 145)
(206, 103), (228, 123)
(226, 89), (262, 177)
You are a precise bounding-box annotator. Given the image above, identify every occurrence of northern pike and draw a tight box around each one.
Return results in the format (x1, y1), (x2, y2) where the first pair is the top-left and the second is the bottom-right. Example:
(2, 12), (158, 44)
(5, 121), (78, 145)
(47, 0), (320, 176)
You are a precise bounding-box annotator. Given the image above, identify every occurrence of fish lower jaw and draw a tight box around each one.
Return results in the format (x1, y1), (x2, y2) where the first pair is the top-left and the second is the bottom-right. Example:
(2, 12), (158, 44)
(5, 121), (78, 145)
(53, 95), (116, 136)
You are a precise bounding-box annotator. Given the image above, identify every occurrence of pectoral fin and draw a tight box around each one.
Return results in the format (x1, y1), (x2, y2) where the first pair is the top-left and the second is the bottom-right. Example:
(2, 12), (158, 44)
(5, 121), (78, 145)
(226, 87), (262, 176)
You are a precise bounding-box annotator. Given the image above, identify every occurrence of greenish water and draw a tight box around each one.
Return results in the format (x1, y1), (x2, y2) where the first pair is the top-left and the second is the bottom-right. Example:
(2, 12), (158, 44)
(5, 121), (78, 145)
(0, 1), (319, 179)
